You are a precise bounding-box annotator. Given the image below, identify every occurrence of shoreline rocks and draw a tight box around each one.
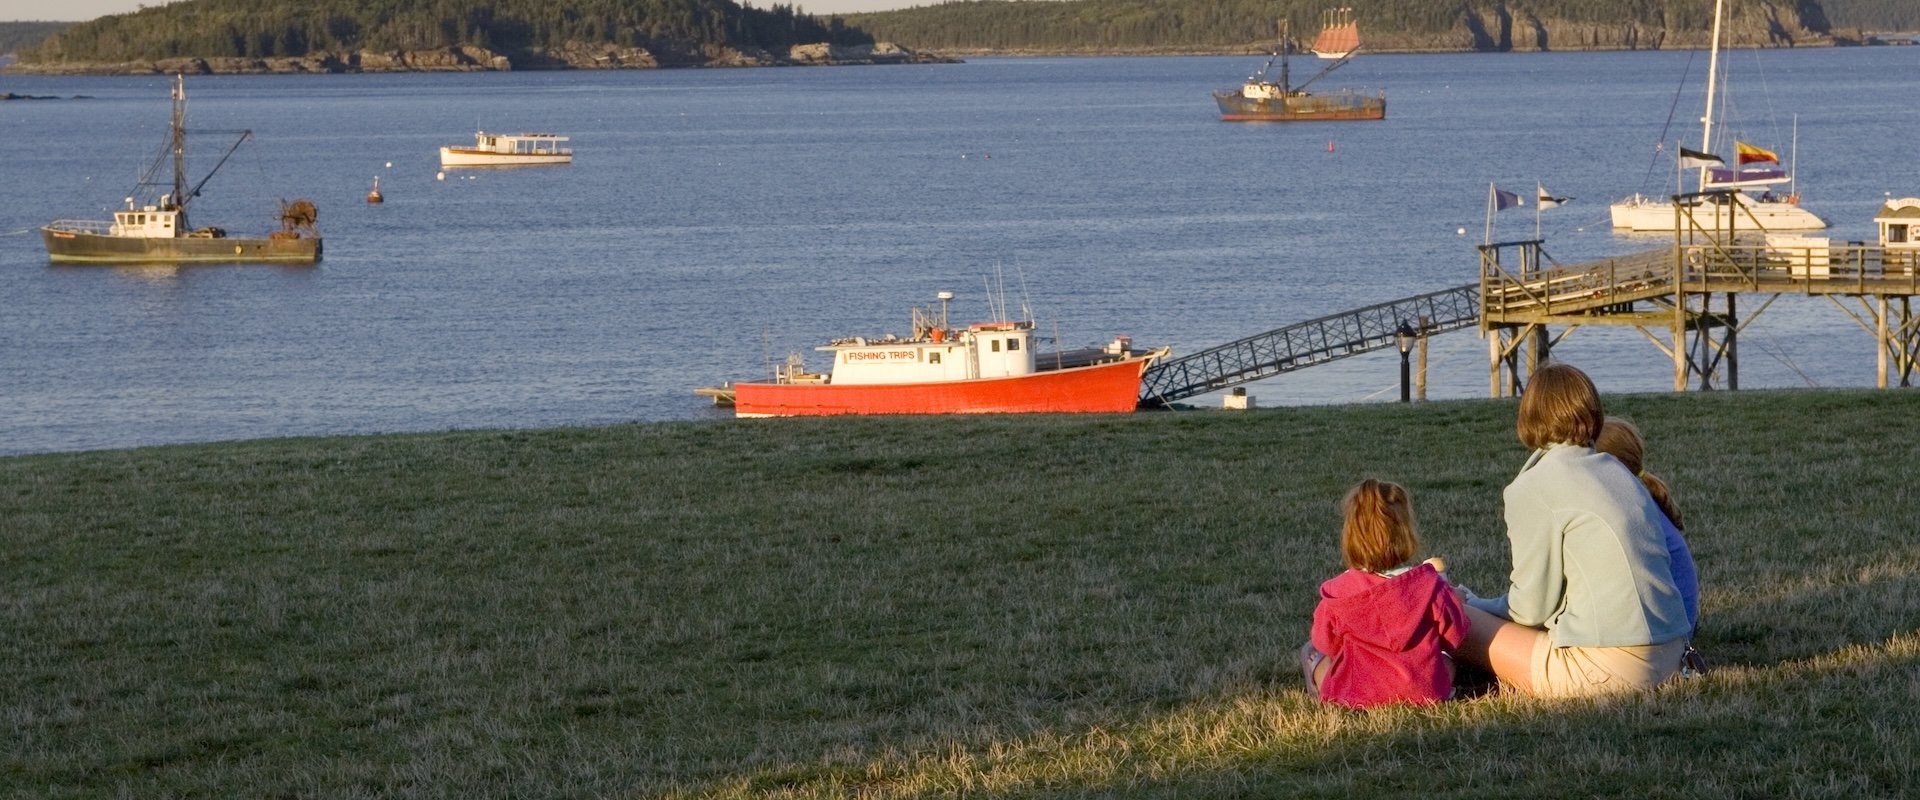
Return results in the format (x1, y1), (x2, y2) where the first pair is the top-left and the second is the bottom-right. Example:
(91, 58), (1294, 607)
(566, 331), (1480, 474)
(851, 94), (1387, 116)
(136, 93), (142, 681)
(1, 41), (957, 76)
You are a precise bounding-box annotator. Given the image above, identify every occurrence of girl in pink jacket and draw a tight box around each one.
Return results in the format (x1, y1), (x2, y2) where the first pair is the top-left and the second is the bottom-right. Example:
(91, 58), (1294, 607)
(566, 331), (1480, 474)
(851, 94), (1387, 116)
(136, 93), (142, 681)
(1300, 479), (1471, 708)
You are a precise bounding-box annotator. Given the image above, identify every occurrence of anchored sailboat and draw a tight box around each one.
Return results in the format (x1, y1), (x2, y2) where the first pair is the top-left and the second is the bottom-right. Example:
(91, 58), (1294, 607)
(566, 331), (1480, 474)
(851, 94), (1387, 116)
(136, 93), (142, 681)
(41, 75), (321, 264)
(1608, 0), (1824, 232)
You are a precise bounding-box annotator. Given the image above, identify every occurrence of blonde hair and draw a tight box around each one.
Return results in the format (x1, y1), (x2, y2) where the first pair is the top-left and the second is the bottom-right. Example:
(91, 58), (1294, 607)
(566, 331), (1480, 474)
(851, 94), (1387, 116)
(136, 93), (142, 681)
(1340, 479), (1420, 572)
(1516, 363), (1604, 450)
(1596, 416), (1685, 530)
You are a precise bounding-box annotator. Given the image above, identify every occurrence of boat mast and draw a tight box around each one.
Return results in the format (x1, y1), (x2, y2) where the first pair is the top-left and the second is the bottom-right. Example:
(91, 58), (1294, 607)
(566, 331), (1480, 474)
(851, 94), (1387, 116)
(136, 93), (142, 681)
(170, 74), (187, 213)
(1698, 0), (1724, 190)
(1278, 18), (1291, 92)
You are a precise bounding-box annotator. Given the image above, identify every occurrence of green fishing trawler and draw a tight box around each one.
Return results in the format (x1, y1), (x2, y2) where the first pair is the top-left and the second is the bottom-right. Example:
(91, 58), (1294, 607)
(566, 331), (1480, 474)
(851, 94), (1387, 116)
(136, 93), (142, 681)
(41, 75), (321, 265)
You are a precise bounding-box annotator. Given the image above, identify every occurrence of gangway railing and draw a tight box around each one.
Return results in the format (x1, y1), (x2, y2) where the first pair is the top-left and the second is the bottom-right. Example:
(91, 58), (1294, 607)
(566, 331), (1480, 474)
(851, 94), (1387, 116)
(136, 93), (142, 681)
(1139, 284), (1480, 406)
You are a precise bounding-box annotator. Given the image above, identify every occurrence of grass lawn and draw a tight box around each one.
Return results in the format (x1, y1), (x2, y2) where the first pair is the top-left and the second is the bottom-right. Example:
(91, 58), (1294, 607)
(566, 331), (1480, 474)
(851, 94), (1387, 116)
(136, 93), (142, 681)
(4, 389), (1917, 798)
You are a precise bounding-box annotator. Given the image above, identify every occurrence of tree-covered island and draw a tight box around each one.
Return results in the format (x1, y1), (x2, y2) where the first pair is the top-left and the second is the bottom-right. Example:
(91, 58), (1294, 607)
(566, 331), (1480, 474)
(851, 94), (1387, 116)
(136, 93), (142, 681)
(4, 0), (1917, 75)
(4, 0), (951, 75)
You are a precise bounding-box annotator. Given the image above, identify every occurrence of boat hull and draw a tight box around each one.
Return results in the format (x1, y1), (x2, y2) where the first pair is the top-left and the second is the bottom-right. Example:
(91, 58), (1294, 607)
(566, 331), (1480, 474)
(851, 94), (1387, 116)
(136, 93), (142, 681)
(41, 227), (321, 264)
(439, 147), (572, 167)
(1608, 194), (1827, 232)
(731, 354), (1154, 417)
(1214, 91), (1384, 121)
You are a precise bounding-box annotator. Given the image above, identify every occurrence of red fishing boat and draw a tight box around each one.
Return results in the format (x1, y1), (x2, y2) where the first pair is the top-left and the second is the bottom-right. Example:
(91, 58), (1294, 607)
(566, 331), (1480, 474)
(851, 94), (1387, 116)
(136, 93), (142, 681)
(700, 292), (1167, 417)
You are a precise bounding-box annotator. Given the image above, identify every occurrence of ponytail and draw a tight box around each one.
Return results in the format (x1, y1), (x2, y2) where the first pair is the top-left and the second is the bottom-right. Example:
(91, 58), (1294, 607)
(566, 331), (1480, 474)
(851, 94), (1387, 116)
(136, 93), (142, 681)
(1340, 479), (1419, 572)
(1641, 471), (1684, 530)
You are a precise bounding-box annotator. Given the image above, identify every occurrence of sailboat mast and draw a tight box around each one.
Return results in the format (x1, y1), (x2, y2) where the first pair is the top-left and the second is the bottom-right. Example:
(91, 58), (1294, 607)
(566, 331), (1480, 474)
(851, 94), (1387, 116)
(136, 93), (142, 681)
(1701, 0), (1723, 154)
(170, 74), (187, 211)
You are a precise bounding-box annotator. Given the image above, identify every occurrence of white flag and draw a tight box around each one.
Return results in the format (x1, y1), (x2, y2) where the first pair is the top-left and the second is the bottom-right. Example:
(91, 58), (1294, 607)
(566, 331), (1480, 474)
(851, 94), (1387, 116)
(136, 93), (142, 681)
(1537, 184), (1571, 209)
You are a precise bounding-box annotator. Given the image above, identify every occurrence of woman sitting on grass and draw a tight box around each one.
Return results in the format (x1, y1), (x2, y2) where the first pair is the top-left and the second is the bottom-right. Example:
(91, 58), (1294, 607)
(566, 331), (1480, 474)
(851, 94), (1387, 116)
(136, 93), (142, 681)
(1454, 363), (1691, 697)
(1301, 479), (1469, 708)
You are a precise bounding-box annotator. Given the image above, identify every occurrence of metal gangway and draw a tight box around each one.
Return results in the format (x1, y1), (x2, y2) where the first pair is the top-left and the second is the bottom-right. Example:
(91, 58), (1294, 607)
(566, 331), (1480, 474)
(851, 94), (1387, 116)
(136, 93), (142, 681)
(1139, 284), (1480, 406)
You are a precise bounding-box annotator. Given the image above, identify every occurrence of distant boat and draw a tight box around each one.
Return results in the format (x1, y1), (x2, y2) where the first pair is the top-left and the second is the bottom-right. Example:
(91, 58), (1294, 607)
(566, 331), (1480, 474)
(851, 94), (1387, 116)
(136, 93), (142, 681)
(40, 75), (321, 265)
(1609, 0), (1823, 232)
(1213, 15), (1384, 122)
(1310, 7), (1359, 59)
(439, 132), (572, 167)
(701, 291), (1167, 417)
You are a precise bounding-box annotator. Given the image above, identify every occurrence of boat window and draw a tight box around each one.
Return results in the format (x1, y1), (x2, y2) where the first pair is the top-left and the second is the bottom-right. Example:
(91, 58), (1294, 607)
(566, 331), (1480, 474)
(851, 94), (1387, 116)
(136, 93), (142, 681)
(929, 352), (941, 364)
(1008, 339), (1021, 351)
(991, 339), (1001, 352)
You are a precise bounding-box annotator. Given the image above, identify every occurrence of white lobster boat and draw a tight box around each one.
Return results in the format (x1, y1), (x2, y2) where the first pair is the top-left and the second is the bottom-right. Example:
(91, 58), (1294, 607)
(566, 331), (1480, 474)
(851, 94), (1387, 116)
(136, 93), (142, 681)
(438, 132), (572, 167)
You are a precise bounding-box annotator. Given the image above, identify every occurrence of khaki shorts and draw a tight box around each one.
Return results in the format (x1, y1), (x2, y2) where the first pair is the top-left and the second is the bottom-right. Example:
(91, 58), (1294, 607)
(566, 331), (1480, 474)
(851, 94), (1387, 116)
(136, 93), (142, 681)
(1529, 636), (1687, 698)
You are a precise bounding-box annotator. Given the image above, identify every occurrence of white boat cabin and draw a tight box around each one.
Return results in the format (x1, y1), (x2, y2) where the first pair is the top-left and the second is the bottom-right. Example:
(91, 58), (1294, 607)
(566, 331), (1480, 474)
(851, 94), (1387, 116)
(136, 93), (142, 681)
(110, 195), (183, 239)
(469, 132), (570, 156)
(820, 322), (1036, 385)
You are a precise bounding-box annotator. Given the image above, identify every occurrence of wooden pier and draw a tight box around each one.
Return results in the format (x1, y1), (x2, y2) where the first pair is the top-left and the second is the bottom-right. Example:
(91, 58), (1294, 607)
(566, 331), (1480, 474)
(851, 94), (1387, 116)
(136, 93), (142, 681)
(1481, 191), (1920, 395)
(1136, 192), (1920, 406)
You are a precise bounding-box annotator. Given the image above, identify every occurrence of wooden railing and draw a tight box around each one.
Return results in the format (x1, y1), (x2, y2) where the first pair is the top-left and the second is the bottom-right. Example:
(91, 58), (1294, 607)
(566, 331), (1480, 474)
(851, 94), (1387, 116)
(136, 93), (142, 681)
(1483, 241), (1920, 321)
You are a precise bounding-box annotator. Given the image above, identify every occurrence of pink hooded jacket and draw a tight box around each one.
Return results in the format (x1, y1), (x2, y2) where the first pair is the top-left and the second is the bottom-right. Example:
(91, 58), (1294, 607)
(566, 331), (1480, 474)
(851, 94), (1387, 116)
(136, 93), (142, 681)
(1310, 563), (1470, 708)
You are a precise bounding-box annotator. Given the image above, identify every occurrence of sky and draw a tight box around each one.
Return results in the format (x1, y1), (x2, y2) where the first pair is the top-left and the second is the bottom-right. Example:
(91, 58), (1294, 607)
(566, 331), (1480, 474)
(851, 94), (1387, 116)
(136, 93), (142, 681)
(3, 0), (930, 22)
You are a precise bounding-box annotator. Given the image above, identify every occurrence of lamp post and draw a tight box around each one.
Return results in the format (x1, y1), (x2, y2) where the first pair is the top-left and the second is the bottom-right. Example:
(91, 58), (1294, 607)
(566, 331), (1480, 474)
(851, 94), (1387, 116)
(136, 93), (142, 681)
(1396, 322), (1415, 403)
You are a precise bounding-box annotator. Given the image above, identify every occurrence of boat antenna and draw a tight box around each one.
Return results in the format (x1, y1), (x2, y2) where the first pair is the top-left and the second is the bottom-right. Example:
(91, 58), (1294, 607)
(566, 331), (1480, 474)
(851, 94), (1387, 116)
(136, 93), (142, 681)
(984, 261), (1012, 322)
(1014, 261), (1034, 324)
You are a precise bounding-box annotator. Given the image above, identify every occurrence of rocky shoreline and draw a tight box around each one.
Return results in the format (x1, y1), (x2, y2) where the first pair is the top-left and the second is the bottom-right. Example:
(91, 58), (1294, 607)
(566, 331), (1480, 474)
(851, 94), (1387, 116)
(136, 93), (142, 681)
(2, 40), (956, 76)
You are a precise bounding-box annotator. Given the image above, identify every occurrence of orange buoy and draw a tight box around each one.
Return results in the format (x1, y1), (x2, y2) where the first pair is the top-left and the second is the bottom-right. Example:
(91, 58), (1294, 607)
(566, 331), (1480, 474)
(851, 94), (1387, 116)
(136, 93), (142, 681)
(367, 175), (384, 204)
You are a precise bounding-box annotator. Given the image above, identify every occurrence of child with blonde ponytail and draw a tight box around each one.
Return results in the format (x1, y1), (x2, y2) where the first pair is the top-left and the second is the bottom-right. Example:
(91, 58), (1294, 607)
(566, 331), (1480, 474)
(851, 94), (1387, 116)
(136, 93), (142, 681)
(1300, 479), (1470, 708)
(1597, 417), (1705, 672)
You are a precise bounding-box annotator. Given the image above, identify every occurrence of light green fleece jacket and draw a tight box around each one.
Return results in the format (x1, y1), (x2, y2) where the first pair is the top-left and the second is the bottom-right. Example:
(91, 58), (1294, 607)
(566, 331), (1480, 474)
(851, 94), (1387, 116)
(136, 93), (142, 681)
(1467, 443), (1691, 648)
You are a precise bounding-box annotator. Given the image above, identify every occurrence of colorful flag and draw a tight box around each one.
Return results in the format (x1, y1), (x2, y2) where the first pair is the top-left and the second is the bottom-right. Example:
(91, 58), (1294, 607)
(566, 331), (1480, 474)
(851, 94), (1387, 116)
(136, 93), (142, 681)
(1679, 146), (1725, 169)
(1537, 184), (1570, 209)
(1735, 141), (1780, 164)
(1493, 187), (1523, 211)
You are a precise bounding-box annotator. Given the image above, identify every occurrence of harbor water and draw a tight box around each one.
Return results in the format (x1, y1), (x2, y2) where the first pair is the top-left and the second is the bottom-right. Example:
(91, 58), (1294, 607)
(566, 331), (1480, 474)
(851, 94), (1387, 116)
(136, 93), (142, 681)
(1, 48), (1916, 455)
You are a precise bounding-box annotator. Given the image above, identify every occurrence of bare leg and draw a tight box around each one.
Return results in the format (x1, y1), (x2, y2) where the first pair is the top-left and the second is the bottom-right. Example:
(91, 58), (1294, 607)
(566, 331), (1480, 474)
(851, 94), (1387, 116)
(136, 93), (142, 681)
(1298, 641), (1330, 695)
(1456, 605), (1544, 695)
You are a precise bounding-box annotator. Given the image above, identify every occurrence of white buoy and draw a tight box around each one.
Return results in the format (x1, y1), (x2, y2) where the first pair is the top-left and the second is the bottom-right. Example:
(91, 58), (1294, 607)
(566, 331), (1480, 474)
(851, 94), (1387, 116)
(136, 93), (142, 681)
(436, 171), (445, 181)
(384, 161), (393, 168)
(1456, 227), (1466, 236)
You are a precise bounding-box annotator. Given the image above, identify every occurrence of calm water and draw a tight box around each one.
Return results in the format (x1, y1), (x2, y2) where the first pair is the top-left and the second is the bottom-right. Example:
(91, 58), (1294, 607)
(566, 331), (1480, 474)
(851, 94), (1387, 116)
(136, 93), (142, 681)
(2, 49), (1916, 455)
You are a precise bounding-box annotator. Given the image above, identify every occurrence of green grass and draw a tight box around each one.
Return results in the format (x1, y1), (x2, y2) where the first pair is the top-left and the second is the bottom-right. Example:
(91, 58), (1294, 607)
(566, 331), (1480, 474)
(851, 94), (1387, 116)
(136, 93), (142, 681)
(4, 389), (1917, 798)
